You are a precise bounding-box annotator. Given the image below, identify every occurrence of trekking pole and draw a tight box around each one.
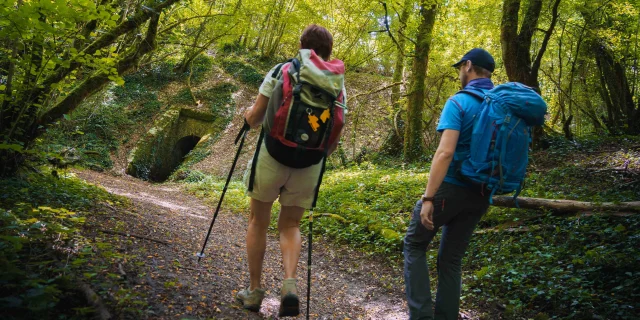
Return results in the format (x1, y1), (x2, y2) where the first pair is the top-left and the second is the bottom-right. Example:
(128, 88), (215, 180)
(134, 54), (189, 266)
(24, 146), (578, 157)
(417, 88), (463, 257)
(196, 120), (251, 263)
(306, 210), (313, 320)
(305, 108), (333, 319)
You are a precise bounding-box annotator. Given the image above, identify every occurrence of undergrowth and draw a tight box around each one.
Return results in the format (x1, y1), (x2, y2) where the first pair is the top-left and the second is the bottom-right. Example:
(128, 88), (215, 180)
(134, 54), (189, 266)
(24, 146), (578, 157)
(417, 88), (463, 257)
(0, 170), (135, 319)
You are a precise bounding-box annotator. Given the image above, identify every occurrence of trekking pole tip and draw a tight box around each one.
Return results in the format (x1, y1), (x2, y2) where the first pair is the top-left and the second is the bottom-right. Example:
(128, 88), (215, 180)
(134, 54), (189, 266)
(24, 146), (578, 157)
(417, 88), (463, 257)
(196, 252), (205, 262)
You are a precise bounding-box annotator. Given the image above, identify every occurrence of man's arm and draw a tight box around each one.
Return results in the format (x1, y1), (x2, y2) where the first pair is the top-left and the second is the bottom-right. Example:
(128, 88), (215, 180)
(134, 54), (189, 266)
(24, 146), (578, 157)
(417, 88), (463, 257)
(424, 129), (459, 197)
(244, 94), (269, 128)
(420, 129), (459, 230)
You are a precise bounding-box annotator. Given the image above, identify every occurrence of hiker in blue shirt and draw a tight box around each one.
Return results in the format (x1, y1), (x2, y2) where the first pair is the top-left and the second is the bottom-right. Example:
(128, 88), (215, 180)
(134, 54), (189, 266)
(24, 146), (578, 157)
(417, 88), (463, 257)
(404, 48), (496, 319)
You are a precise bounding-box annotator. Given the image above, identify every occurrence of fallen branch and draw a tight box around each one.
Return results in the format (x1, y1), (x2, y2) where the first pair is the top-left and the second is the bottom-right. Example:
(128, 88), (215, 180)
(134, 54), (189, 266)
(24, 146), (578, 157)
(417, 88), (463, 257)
(475, 225), (555, 234)
(99, 229), (170, 245)
(592, 168), (638, 174)
(492, 196), (640, 213)
(77, 282), (111, 320)
(117, 263), (126, 277)
(177, 265), (201, 271)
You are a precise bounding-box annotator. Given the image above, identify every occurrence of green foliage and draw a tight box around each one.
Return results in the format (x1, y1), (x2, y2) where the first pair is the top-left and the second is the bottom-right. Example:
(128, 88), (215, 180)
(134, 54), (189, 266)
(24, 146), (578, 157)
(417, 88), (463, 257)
(313, 163), (427, 255)
(34, 61), (182, 170)
(124, 60), (181, 89)
(0, 172), (123, 318)
(220, 58), (264, 87)
(465, 214), (639, 319)
(219, 43), (282, 71)
(0, 0), (185, 175)
(196, 83), (239, 115)
(189, 55), (215, 85)
(183, 176), (250, 212)
(171, 88), (196, 105)
(522, 135), (640, 202)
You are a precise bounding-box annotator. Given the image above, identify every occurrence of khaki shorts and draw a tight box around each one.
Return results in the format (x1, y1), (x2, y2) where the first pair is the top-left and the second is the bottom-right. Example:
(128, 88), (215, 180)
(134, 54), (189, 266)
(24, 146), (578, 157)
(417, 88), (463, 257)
(243, 143), (322, 209)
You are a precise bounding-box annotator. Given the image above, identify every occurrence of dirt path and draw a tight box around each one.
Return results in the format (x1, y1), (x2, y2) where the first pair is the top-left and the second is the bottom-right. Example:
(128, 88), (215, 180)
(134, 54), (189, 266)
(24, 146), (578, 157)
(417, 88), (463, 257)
(76, 170), (408, 319)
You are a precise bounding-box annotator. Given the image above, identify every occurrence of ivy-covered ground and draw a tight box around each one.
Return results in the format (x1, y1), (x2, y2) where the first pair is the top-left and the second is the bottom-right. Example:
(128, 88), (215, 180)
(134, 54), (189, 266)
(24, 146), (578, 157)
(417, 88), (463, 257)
(0, 172), (128, 318)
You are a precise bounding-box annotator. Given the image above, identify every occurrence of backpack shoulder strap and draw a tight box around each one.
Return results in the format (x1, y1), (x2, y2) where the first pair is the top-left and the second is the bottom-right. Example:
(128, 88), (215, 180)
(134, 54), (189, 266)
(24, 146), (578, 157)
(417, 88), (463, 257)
(448, 97), (465, 116)
(270, 58), (295, 79)
(456, 88), (485, 101)
(448, 88), (487, 116)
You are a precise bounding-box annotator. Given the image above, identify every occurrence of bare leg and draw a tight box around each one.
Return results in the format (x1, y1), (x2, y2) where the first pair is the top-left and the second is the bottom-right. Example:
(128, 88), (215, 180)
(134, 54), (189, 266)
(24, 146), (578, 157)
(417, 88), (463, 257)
(278, 205), (305, 279)
(247, 198), (273, 291)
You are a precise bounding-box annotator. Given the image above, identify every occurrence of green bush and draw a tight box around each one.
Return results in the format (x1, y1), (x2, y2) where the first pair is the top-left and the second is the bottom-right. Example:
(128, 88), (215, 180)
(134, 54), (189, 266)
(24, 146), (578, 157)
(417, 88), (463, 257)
(465, 213), (639, 319)
(171, 87), (196, 105)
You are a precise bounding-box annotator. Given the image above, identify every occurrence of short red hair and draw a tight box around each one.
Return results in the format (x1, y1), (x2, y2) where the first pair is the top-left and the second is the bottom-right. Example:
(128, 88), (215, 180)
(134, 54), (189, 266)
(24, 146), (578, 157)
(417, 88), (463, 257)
(300, 24), (333, 61)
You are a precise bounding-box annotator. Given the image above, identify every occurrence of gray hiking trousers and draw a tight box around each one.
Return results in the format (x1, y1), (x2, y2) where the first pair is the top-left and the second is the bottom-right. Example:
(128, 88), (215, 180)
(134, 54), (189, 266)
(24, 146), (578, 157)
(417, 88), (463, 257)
(403, 182), (490, 320)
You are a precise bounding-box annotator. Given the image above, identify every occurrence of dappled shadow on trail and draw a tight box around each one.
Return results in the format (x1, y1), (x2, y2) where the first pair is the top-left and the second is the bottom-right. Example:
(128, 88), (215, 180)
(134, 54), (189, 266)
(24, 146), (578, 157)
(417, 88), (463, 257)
(75, 170), (409, 319)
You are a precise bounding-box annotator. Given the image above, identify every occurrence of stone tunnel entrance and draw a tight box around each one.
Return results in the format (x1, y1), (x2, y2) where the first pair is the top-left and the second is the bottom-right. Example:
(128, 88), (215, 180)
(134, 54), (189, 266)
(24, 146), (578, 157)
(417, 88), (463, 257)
(149, 135), (201, 182)
(126, 108), (224, 182)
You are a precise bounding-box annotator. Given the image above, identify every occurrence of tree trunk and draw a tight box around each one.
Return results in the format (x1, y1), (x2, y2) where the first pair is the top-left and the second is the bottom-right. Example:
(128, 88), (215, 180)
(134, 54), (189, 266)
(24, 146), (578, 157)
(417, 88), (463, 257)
(40, 15), (161, 125)
(563, 114), (573, 140)
(500, 0), (561, 149)
(404, 0), (437, 162)
(381, 0), (411, 156)
(492, 196), (640, 213)
(593, 41), (639, 135)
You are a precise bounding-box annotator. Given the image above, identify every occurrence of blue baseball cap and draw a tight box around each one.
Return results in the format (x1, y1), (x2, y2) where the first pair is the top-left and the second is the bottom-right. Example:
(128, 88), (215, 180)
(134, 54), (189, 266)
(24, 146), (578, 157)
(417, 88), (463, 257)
(452, 48), (495, 73)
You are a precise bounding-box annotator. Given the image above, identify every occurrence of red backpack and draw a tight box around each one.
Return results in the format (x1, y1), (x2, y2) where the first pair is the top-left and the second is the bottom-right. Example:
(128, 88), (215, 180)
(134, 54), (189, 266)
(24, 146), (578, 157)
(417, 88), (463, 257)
(248, 49), (345, 204)
(261, 49), (345, 168)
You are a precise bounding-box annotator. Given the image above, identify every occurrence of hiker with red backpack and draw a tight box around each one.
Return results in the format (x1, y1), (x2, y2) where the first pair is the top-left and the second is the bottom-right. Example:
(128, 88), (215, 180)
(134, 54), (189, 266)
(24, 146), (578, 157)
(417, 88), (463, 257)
(403, 48), (547, 319)
(237, 24), (346, 317)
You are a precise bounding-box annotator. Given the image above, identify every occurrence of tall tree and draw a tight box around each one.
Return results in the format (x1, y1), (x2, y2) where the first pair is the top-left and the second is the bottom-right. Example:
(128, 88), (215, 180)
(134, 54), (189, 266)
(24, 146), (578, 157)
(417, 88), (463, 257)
(584, 1), (640, 135)
(500, 0), (561, 148)
(404, 0), (437, 161)
(381, 0), (412, 155)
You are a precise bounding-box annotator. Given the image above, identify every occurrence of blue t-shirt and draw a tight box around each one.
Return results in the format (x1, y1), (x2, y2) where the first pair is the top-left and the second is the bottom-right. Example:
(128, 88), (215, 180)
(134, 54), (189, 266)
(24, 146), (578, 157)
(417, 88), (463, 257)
(436, 78), (494, 186)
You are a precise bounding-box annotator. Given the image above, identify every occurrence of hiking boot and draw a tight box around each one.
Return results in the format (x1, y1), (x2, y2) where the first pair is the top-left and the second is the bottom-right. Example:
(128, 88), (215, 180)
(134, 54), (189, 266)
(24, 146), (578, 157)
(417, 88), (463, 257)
(235, 287), (265, 312)
(278, 278), (300, 317)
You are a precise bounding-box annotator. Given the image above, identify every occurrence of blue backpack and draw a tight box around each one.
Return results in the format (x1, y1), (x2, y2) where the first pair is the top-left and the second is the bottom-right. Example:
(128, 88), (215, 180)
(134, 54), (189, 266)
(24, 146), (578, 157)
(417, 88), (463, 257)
(454, 82), (547, 205)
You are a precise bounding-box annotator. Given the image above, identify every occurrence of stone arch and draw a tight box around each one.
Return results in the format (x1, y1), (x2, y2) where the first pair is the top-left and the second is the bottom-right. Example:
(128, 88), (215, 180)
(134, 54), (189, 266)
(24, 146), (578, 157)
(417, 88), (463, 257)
(126, 108), (225, 182)
(148, 135), (201, 182)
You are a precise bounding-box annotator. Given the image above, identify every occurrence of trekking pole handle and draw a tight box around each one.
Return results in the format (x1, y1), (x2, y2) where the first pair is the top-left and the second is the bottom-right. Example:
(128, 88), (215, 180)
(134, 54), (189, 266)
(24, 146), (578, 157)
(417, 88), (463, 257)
(235, 119), (251, 145)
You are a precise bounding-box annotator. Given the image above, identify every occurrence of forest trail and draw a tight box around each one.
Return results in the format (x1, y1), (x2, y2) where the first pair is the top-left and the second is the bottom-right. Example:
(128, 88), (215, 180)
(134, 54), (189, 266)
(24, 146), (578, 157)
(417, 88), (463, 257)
(75, 169), (411, 319)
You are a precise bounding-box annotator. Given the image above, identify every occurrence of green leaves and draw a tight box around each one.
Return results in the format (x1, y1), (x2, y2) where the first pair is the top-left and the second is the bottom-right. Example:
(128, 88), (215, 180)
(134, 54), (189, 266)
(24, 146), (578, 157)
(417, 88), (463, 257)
(0, 144), (24, 152)
(0, 172), (123, 317)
